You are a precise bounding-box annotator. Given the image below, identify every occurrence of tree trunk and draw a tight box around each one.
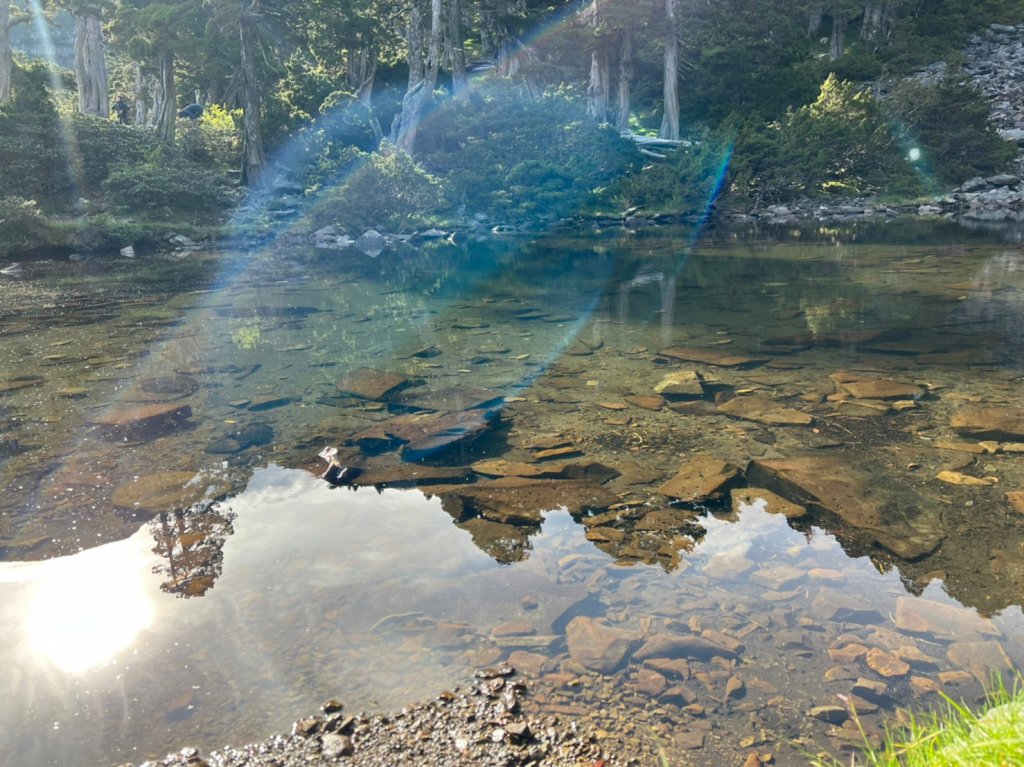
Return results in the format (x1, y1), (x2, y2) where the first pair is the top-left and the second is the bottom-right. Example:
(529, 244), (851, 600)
(74, 11), (108, 117)
(448, 0), (466, 96)
(830, 15), (846, 61)
(0, 0), (11, 105)
(586, 44), (610, 122)
(659, 0), (679, 140)
(155, 48), (176, 144)
(615, 27), (633, 132)
(134, 63), (146, 125)
(861, 4), (881, 39)
(350, 47), (383, 144)
(239, 3), (266, 188)
(394, 0), (441, 154)
(148, 73), (161, 126)
(807, 5), (823, 36)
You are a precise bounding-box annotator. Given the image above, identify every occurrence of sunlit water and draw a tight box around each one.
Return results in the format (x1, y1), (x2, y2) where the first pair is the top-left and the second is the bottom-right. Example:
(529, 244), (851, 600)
(2, 223), (1024, 765)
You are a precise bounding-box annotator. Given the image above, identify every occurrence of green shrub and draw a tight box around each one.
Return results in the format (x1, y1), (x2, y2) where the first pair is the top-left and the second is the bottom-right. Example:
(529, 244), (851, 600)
(417, 83), (641, 221)
(0, 196), (53, 254)
(70, 113), (157, 194)
(611, 131), (733, 215)
(729, 74), (924, 204)
(101, 151), (232, 218)
(885, 77), (1016, 186)
(312, 146), (447, 232)
(176, 103), (242, 168)
(0, 61), (74, 207)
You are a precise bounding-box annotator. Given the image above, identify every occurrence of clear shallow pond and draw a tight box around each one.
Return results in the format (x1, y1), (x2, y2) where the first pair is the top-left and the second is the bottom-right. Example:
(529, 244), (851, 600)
(2, 223), (1024, 765)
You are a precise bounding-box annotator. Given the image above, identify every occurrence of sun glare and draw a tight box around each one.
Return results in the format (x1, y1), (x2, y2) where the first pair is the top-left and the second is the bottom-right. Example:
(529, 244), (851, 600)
(23, 538), (156, 674)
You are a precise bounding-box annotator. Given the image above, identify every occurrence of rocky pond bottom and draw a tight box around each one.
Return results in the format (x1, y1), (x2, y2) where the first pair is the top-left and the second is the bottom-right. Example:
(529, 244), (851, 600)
(2, 222), (1024, 766)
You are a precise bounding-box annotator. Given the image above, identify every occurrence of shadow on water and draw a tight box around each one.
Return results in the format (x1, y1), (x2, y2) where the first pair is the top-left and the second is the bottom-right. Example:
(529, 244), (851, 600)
(2, 222), (1024, 764)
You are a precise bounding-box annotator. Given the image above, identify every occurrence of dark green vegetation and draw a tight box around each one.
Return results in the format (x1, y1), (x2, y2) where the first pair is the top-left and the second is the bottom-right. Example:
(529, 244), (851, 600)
(1, 0), (1023, 252)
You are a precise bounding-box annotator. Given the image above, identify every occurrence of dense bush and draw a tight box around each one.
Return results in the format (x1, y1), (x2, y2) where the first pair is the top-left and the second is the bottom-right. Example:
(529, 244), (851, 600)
(0, 61), (75, 207)
(884, 77), (1017, 186)
(0, 196), (54, 254)
(611, 132), (734, 215)
(312, 146), (446, 232)
(70, 114), (155, 193)
(176, 104), (242, 168)
(727, 75), (925, 204)
(416, 84), (642, 221)
(101, 151), (232, 218)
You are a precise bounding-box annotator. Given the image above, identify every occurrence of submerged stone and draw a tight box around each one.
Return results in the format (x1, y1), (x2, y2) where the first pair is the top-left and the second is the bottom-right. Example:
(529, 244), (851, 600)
(951, 406), (1024, 441)
(654, 370), (705, 398)
(746, 457), (942, 559)
(633, 630), (738, 661)
(441, 477), (618, 525)
(111, 471), (233, 513)
(92, 402), (192, 440)
(830, 373), (925, 401)
(391, 386), (503, 413)
(717, 394), (813, 426)
(565, 616), (641, 674)
(658, 454), (740, 503)
(336, 368), (414, 400)
(659, 346), (767, 368)
(732, 487), (807, 518)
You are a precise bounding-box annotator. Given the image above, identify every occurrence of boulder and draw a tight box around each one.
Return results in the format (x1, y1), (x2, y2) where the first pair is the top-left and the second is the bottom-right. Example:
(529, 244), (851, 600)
(92, 402), (192, 440)
(659, 346), (767, 368)
(717, 395), (813, 426)
(654, 370), (705, 398)
(658, 454), (740, 503)
(565, 616), (641, 674)
(746, 457), (943, 559)
(633, 630), (737, 661)
(440, 477), (619, 525)
(951, 406), (1024, 441)
(354, 229), (387, 257)
(336, 368), (413, 400)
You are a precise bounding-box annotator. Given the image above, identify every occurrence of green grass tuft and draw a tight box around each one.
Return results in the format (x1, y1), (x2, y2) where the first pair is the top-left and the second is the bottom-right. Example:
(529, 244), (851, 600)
(813, 674), (1024, 767)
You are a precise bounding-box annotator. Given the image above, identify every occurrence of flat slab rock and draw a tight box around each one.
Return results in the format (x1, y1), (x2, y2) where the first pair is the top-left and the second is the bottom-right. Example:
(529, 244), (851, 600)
(717, 394), (813, 426)
(951, 406), (1024, 441)
(440, 478), (619, 526)
(746, 457), (943, 559)
(829, 372), (925, 401)
(345, 409), (495, 460)
(565, 616), (641, 674)
(471, 459), (619, 484)
(111, 471), (233, 513)
(91, 402), (192, 438)
(658, 454), (740, 503)
(336, 368), (413, 400)
(390, 386), (504, 413)
(659, 346), (767, 368)
(732, 487), (807, 518)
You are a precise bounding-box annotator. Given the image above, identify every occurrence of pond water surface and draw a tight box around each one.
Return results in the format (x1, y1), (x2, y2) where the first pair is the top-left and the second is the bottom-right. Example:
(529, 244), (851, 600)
(2, 223), (1024, 766)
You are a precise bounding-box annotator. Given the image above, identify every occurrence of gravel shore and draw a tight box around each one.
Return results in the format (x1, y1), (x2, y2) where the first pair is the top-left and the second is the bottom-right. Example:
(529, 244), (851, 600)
(130, 667), (617, 767)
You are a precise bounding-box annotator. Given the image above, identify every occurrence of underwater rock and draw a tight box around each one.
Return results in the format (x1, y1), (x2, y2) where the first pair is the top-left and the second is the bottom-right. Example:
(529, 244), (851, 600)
(951, 405), (1024, 441)
(829, 372), (926, 401)
(717, 394), (813, 426)
(633, 631), (738, 661)
(92, 402), (192, 440)
(565, 616), (641, 674)
(336, 368), (414, 400)
(654, 370), (705, 398)
(658, 346), (767, 368)
(731, 488), (807, 518)
(746, 457), (943, 559)
(658, 454), (741, 503)
(440, 477), (618, 525)
(111, 471), (233, 513)
(390, 386), (503, 413)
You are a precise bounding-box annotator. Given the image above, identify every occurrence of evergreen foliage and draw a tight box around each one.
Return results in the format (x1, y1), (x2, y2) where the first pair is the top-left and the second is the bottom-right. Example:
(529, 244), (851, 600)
(312, 146), (446, 232)
(1, 0), (1023, 242)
